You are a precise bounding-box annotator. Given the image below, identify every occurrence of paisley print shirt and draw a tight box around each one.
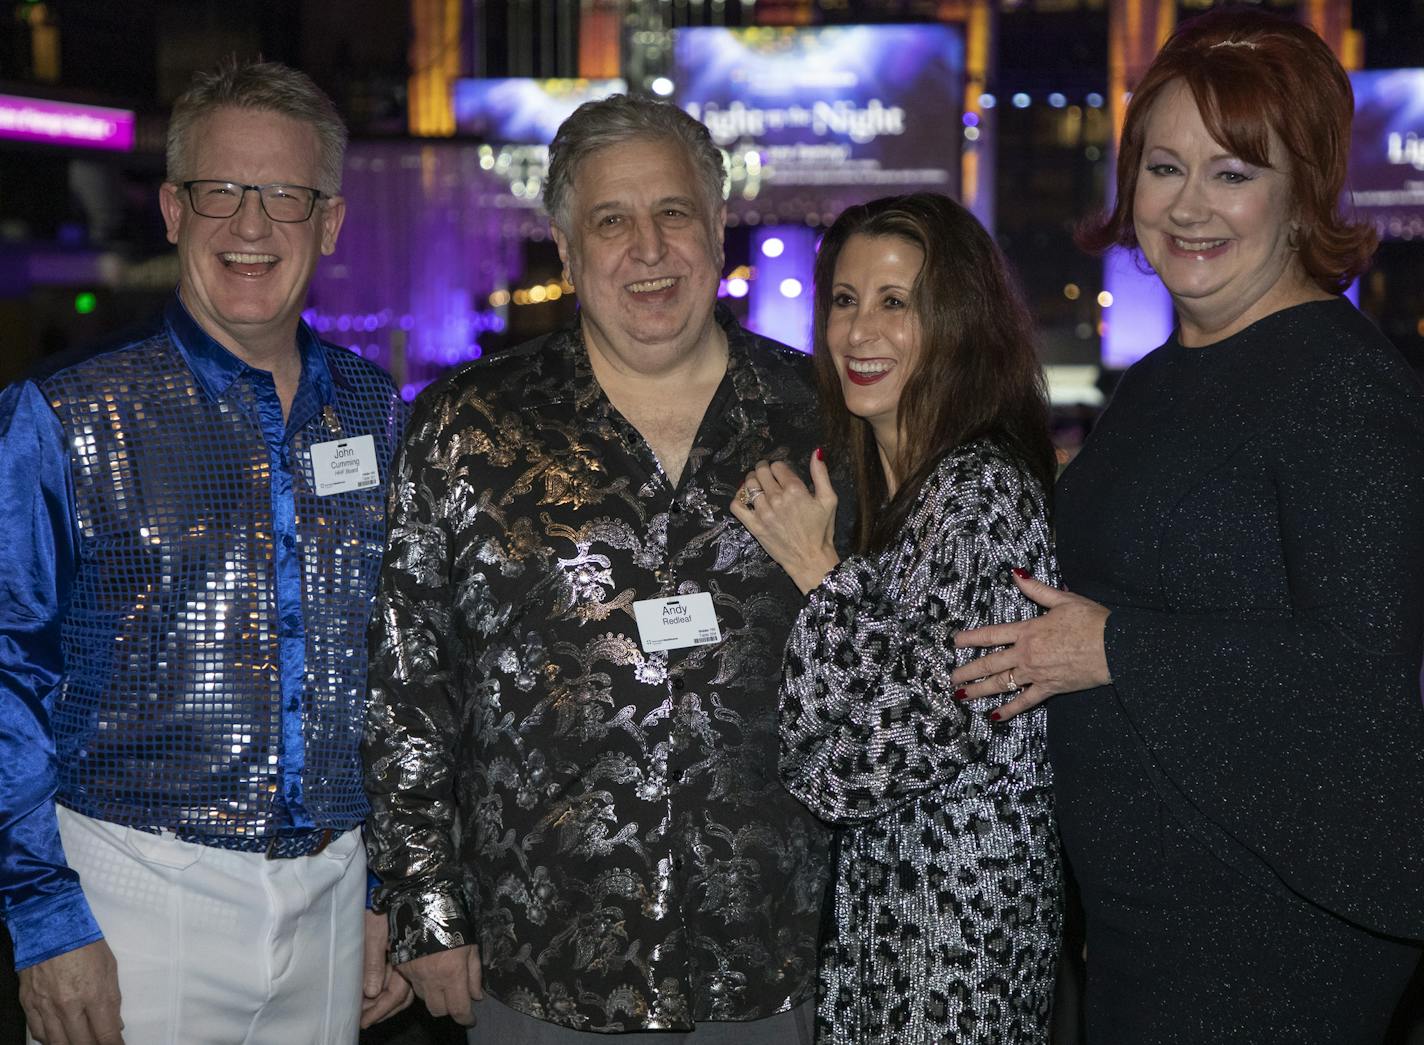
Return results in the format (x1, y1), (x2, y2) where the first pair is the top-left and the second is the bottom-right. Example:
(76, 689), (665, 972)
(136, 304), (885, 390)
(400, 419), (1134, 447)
(364, 308), (834, 1031)
(780, 442), (1062, 1044)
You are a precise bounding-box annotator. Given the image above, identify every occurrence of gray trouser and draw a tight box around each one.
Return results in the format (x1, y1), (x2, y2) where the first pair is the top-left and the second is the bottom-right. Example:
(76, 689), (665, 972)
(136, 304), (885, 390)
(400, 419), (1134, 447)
(467, 998), (815, 1044)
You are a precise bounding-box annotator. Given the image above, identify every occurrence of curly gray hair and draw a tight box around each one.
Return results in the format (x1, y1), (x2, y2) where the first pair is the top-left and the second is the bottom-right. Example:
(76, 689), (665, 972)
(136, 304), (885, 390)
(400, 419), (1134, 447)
(545, 94), (726, 234)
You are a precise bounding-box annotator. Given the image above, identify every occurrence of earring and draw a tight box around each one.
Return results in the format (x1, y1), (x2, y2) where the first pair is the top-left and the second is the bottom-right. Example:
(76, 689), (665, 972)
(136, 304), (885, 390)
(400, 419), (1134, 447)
(1287, 223), (1301, 251)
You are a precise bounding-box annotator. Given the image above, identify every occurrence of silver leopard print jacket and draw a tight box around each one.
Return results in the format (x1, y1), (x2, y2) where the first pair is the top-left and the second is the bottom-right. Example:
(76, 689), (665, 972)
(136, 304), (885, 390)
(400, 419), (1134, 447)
(780, 441), (1062, 1045)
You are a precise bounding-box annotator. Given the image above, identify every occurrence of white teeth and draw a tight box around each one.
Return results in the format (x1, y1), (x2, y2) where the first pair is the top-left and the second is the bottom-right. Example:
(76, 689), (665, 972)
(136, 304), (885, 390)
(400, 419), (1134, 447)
(221, 252), (278, 264)
(1172, 238), (1226, 251)
(628, 277), (676, 293)
(847, 359), (893, 374)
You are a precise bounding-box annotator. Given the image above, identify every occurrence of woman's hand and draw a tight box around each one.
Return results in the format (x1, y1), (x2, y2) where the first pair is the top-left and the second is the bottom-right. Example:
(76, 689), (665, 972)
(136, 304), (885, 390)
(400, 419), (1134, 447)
(950, 570), (1112, 720)
(730, 449), (840, 596)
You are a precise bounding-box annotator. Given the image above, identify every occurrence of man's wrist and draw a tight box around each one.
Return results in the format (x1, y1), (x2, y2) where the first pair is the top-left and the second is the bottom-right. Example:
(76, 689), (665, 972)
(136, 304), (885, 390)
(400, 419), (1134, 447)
(384, 886), (475, 967)
(7, 888), (103, 970)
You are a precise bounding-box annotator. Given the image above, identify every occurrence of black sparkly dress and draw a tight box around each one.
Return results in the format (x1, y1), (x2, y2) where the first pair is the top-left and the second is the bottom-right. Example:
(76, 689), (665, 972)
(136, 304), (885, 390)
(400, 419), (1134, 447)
(1052, 298), (1424, 1044)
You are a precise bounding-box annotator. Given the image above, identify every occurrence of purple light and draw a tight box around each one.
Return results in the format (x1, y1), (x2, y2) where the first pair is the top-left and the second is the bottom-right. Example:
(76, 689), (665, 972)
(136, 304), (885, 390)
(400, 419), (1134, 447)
(962, 112), (979, 128)
(750, 227), (815, 352)
(1101, 248), (1173, 367)
(0, 93), (134, 151)
(309, 141), (547, 387)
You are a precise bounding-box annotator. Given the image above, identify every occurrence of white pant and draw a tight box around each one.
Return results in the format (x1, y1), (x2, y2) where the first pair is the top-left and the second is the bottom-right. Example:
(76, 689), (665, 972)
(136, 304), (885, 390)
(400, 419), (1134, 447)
(46, 807), (366, 1045)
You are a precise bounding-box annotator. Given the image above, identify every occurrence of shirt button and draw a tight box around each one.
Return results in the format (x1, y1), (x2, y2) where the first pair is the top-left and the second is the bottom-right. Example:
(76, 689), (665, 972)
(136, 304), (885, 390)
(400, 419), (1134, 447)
(671, 677), (686, 691)
(281, 614), (302, 635)
(279, 449), (291, 470)
(282, 534), (296, 550)
(669, 501), (681, 514)
(673, 856), (684, 870)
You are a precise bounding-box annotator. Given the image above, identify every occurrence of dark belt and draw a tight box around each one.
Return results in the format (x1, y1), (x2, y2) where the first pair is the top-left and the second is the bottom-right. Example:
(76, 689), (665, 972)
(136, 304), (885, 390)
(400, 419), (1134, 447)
(173, 827), (340, 860)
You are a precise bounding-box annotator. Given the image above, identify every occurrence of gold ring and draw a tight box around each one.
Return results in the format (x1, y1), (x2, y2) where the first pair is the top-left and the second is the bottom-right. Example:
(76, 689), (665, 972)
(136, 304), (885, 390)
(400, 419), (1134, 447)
(1005, 670), (1018, 692)
(740, 485), (763, 507)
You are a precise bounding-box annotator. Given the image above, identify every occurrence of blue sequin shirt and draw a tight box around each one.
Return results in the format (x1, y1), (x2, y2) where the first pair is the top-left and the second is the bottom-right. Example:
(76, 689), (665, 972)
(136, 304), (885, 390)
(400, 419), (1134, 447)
(0, 295), (406, 969)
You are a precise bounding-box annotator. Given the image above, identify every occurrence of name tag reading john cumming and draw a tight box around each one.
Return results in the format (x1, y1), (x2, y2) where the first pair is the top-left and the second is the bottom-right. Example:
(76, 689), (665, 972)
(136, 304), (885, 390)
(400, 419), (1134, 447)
(310, 435), (380, 496)
(633, 592), (723, 653)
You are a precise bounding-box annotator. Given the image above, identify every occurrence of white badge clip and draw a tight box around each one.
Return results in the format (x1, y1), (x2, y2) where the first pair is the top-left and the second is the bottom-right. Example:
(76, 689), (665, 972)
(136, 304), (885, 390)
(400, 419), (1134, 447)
(633, 591), (723, 653)
(310, 434), (380, 496)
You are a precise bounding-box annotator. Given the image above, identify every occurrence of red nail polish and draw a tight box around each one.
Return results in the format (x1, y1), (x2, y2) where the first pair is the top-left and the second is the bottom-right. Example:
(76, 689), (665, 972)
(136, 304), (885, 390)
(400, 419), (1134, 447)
(1011, 567), (1030, 580)
(815, 447), (824, 461)
(953, 688), (967, 701)
(989, 711), (1002, 722)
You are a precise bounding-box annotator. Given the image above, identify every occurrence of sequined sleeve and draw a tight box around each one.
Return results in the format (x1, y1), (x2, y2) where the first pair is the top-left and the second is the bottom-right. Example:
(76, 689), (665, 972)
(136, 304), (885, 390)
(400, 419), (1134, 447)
(363, 390), (479, 964)
(0, 382), (103, 969)
(778, 446), (1050, 826)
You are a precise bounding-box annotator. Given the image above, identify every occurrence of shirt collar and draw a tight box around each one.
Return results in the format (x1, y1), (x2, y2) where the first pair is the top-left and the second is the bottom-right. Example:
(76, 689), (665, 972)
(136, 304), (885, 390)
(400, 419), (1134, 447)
(164, 291), (336, 412)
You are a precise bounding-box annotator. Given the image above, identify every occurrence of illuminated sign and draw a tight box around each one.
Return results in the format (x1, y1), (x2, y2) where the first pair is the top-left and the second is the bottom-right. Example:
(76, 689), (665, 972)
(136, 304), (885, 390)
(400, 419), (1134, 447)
(1349, 70), (1424, 241)
(0, 93), (135, 151)
(453, 78), (626, 144)
(673, 25), (965, 222)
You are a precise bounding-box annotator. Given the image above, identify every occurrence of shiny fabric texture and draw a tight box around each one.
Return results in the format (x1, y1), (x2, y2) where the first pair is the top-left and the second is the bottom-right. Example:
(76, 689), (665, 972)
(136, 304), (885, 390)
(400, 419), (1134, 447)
(780, 442), (1061, 1044)
(1051, 298), (1424, 1040)
(364, 308), (834, 1031)
(0, 294), (405, 969)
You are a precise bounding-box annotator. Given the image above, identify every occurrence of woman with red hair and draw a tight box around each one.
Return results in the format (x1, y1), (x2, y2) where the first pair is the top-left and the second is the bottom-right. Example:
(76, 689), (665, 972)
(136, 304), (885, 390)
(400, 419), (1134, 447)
(953, 8), (1424, 1042)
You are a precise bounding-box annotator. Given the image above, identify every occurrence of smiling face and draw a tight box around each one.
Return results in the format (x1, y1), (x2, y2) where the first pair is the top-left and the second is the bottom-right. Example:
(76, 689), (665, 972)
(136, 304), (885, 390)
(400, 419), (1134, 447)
(825, 234), (925, 462)
(550, 137), (726, 377)
(159, 106), (345, 362)
(1133, 79), (1312, 345)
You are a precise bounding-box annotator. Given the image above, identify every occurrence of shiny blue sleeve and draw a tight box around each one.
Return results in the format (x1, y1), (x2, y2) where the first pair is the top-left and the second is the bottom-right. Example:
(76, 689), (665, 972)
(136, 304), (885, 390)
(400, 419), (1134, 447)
(0, 381), (102, 969)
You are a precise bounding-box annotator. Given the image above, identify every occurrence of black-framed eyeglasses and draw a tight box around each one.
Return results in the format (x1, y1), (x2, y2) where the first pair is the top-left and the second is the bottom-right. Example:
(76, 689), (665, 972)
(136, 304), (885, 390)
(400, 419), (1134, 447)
(181, 180), (325, 223)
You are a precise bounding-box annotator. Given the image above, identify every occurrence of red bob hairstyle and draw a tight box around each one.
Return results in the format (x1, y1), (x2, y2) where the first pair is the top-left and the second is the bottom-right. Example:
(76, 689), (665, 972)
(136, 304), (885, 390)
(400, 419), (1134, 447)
(1078, 8), (1375, 293)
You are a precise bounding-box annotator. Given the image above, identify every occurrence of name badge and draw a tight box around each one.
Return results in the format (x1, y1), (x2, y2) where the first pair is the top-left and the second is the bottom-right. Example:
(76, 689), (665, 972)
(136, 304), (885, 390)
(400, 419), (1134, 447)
(310, 435), (380, 496)
(633, 592), (722, 653)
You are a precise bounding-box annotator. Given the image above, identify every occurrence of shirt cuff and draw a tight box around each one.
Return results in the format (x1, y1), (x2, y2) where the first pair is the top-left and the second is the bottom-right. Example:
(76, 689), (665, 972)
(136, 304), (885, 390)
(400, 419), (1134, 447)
(6, 886), (103, 970)
(383, 884), (475, 967)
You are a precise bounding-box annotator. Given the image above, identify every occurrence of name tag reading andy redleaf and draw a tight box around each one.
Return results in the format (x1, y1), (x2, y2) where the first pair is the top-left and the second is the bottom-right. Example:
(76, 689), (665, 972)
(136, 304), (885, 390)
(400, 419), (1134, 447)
(310, 435), (380, 496)
(633, 592), (722, 653)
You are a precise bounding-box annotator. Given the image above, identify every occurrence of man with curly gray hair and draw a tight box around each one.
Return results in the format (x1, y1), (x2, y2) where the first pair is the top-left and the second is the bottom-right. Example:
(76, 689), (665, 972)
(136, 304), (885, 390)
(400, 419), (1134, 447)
(364, 94), (831, 1044)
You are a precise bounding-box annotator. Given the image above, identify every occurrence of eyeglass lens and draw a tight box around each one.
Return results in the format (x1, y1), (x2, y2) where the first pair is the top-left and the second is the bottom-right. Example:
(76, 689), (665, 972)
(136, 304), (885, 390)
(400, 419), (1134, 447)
(186, 182), (317, 222)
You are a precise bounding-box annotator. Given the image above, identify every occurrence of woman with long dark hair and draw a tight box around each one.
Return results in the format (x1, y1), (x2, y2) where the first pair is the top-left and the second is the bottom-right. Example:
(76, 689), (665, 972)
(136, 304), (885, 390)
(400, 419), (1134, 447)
(730, 192), (1061, 1043)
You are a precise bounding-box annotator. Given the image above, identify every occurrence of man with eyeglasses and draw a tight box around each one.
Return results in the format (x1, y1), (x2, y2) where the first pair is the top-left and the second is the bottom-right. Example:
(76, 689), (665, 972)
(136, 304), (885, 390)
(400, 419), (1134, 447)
(0, 60), (409, 1044)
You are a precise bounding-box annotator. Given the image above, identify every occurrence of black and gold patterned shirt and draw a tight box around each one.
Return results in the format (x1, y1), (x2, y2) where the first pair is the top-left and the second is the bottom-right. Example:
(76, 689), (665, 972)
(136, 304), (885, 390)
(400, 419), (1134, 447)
(364, 307), (834, 1031)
